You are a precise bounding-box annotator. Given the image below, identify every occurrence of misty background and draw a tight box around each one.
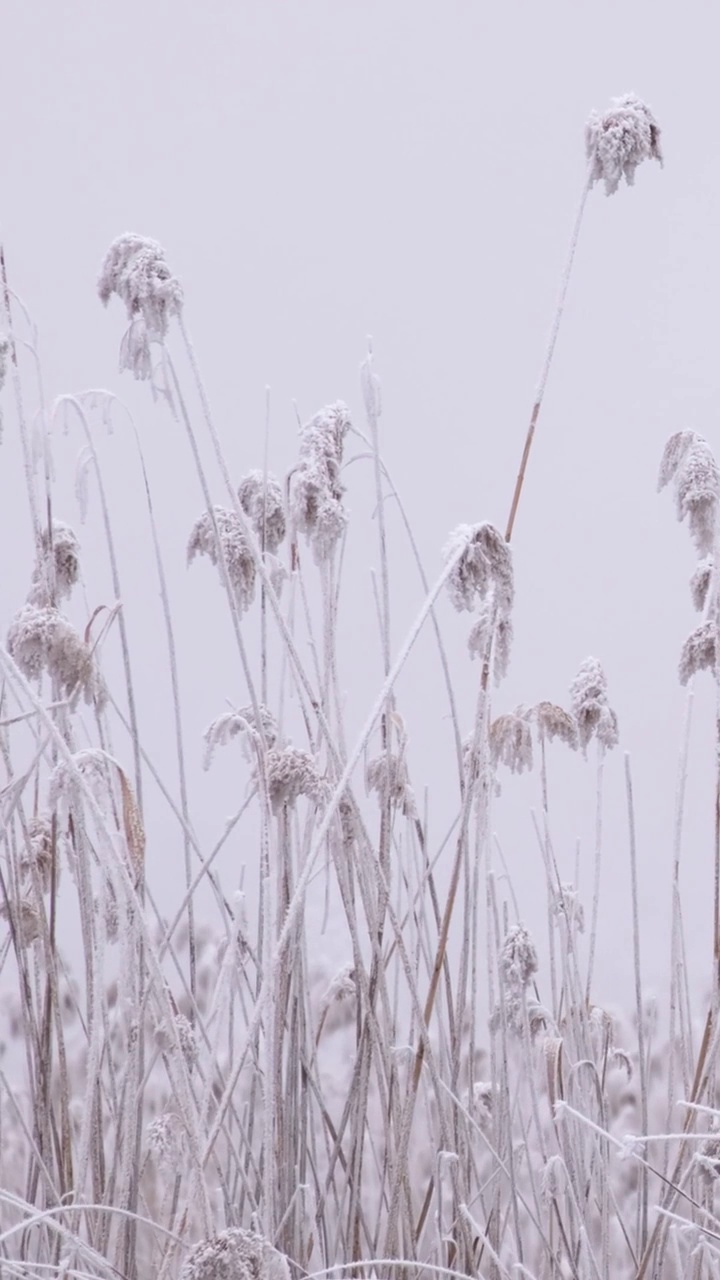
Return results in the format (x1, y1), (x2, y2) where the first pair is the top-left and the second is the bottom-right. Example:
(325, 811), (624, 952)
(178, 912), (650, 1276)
(0, 2), (716, 1022)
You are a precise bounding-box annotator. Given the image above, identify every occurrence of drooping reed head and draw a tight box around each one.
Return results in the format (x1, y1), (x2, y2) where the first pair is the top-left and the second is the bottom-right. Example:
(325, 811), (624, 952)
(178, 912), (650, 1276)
(187, 506), (256, 611)
(569, 656), (618, 754)
(98, 233), (183, 336)
(7, 604), (105, 706)
(586, 93), (663, 196)
(659, 429), (720, 558)
(28, 521), (81, 607)
(289, 401), (351, 563)
(237, 470), (287, 555)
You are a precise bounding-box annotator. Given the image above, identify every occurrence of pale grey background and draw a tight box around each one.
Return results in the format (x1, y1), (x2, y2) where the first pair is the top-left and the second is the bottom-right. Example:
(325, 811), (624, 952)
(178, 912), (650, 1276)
(0, 2), (716, 1015)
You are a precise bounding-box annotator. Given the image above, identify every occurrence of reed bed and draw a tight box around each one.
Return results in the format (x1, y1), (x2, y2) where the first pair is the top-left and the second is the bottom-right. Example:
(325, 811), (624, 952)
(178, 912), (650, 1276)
(0, 91), (716, 1280)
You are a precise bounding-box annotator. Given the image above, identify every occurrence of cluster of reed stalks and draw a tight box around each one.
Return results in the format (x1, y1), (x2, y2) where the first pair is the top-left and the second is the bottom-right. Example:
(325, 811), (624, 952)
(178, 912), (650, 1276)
(1, 92), (719, 1280)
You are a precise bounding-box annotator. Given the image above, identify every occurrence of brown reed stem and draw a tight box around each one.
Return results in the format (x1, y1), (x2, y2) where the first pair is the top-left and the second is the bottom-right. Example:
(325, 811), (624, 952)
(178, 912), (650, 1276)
(505, 170), (592, 543)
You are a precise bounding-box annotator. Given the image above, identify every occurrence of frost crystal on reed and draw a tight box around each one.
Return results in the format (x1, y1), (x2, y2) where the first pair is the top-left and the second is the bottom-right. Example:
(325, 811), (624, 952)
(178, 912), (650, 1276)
(180, 1227), (290, 1280)
(188, 507), (256, 611)
(238, 470), (286, 554)
(289, 401), (351, 562)
(569, 657), (619, 753)
(679, 621), (718, 685)
(490, 708), (533, 775)
(658, 429), (720, 557)
(585, 93), (662, 196)
(265, 746), (326, 813)
(7, 605), (105, 706)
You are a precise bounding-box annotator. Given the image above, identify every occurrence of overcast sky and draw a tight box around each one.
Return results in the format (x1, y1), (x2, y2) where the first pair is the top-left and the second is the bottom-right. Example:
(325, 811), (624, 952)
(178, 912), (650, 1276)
(1, 2), (718, 1014)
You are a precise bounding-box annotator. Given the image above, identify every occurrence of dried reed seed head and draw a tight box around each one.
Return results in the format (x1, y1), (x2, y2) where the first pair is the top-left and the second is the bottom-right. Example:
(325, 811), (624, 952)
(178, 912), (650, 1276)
(290, 401), (352, 563)
(533, 701), (579, 750)
(265, 746), (326, 813)
(569, 656), (619, 753)
(20, 817), (54, 894)
(203, 703), (279, 769)
(365, 752), (417, 817)
(237, 470), (286, 554)
(679, 620), (718, 685)
(0, 897), (42, 949)
(7, 604), (106, 706)
(659, 429), (720, 557)
(147, 1112), (185, 1170)
(28, 521), (81, 607)
(180, 1228), (290, 1280)
(490, 708), (533, 775)
(118, 315), (157, 381)
(98, 233), (183, 338)
(691, 557), (713, 612)
(445, 522), (513, 615)
(188, 506), (256, 611)
(490, 924), (539, 1035)
(500, 923), (538, 991)
(585, 93), (662, 196)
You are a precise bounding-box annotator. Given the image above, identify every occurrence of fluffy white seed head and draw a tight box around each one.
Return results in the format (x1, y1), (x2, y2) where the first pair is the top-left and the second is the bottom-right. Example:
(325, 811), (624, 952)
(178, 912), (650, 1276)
(98, 233), (182, 337)
(585, 93), (662, 196)
(491, 923), (539, 1037)
(180, 1228), (290, 1280)
(490, 708), (533, 775)
(20, 817), (54, 895)
(679, 621), (718, 685)
(445, 522), (513, 614)
(659, 429), (720, 557)
(203, 704), (278, 769)
(238, 470), (287, 555)
(28, 522), (81, 607)
(0, 897), (42, 950)
(188, 507), (256, 611)
(365, 752), (416, 817)
(7, 605), (105, 706)
(290, 401), (351, 563)
(264, 746), (326, 813)
(569, 656), (619, 754)
(533, 701), (579, 750)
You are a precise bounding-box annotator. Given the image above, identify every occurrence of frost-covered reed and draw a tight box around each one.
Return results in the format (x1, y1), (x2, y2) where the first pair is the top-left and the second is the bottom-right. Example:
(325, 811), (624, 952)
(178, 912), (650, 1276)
(1, 90), (717, 1280)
